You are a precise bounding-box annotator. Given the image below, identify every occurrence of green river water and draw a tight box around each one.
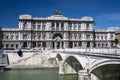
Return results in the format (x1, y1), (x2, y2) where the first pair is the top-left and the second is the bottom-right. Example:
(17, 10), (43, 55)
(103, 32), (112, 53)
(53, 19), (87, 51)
(0, 68), (77, 80)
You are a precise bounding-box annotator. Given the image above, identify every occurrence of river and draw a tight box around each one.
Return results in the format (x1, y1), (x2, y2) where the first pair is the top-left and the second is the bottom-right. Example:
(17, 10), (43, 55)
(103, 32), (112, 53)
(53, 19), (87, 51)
(0, 68), (77, 80)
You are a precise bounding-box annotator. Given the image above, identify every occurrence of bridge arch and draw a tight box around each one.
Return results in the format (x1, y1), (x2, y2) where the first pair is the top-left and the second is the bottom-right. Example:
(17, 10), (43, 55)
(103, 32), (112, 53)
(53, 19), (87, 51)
(62, 55), (87, 74)
(90, 59), (120, 80)
(56, 53), (63, 61)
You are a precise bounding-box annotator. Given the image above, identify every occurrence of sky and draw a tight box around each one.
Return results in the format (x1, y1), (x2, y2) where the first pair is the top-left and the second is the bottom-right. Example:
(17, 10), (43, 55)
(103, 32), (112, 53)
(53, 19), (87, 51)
(0, 0), (120, 30)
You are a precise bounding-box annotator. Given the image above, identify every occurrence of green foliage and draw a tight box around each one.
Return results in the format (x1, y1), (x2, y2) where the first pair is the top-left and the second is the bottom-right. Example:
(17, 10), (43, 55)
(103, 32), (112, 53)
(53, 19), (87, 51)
(17, 50), (23, 57)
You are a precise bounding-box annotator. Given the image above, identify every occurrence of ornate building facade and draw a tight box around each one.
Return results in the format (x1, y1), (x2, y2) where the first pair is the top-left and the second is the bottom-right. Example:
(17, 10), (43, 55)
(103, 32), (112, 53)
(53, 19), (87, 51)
(1, 11), (115, 49)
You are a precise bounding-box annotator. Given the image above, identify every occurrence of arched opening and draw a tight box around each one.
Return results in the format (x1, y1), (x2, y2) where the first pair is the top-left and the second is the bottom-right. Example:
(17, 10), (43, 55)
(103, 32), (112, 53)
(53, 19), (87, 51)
(63, 56), (83, 74)
(91, 64), (120, 80)
(53, 33), (63, 39)
(56, 54), (63, 61)
(52, 33), (63, 49)
(56, 54), (63, 67)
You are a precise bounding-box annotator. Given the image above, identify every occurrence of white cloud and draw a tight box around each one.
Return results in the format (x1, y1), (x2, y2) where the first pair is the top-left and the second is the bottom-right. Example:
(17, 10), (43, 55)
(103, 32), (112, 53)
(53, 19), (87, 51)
(107, 26), (120, 32)
(115, 26), (120, 32)
(94, 13), (120, 30)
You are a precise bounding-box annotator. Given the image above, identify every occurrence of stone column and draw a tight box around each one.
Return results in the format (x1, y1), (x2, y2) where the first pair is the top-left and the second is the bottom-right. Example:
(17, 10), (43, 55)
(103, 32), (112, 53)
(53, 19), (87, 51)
(78, 70), (91, 80)
(59, 23), (61, 31)
(36, 22), (38, 30)
(55, 42), (57, 49)
(60, 42), (62, 49)
(41, 33), (42, 40)
(63, 42), (66, 48)
(40, 22), (42, 30)
(55, 22), (56, 31)
(82, 42), (86, 48)
(59, 61), (65, 74)
(18, 32), (20, 40)
(77, 41), (79, 48)
(72, 23), (74, 31)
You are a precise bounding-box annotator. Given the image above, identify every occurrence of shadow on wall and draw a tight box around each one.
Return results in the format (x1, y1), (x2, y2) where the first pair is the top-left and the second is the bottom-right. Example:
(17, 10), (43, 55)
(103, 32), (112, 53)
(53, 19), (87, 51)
(0, 27), (3, 53)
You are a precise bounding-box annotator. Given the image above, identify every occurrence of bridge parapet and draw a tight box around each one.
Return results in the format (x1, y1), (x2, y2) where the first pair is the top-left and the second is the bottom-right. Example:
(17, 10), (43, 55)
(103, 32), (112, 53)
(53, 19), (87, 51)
(54, 48), (120, 55)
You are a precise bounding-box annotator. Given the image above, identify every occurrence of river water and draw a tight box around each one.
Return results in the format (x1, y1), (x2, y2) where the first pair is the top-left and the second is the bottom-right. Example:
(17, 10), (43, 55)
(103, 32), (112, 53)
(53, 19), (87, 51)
(0, 68), (77, 80)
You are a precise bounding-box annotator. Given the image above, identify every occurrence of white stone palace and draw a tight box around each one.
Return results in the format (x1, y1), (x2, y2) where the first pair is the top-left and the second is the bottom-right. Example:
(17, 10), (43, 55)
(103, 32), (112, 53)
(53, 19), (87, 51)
(1, 11), (115, 49)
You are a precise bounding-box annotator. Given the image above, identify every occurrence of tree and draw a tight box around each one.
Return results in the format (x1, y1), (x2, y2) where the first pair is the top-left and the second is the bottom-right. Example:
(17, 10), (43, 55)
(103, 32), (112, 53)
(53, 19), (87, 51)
(17, 50), (23, 57)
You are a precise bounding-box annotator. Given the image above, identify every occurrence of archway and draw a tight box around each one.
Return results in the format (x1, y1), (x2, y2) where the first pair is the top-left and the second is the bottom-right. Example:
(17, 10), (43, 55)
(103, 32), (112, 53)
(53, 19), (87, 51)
(56, 54), (63, 61)
(91, 64), (120, 80)
(90, 60), (120, 80)
(53, 33), (63, 39)
(52, 33), (63, 49)
(63, 56), (83, 74)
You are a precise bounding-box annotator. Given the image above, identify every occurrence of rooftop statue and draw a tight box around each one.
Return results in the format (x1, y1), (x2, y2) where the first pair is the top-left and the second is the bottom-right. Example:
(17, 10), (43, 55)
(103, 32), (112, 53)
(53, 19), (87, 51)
(54, 10), (62, 15)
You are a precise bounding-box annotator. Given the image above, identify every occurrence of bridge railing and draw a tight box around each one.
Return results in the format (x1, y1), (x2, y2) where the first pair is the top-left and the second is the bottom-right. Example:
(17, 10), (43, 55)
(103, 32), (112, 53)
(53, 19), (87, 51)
(1, 48), (120, 56)
(54, 48), (120, 55)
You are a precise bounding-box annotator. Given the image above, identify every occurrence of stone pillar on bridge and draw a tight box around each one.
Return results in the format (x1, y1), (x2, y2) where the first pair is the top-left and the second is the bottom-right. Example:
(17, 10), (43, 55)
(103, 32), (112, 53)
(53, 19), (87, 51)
(78, 70), (91, 80)
(59, 60), (77, 74)
(78, 58), (91, 80)
(58, 61), (65, 74)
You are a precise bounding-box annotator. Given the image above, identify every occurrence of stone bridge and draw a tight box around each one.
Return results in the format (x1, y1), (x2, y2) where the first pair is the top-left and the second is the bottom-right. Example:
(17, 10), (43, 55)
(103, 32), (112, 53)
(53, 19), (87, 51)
(1, 48), (120, 80)
(54, 48), (120, 80)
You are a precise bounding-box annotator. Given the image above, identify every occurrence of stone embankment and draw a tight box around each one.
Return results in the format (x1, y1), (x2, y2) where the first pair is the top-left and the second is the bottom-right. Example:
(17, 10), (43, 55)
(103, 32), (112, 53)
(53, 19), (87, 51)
(3, 50), (58, 69)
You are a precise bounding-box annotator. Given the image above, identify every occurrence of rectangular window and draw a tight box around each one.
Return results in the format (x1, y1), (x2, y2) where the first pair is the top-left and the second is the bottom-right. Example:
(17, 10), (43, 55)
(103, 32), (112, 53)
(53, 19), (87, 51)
(16, 36), (18, 40)
(6, 36), (9, 39)
(42, 25), (46, 30)
(61, 23), (64, 31)
(74, 24), (77, 30)
(10, 35), (14, 40)
(101, 36), (103, 40)
(79, 42), (82, 46)
(78, 24), (81, 30)
(86, 35), (90, 39)
(79, 35), (81, 39)
(105, 36), (107, 40)
(110, 35), (113, 39)
(86, 24), (89, 30)
(23, 34), (27, 40)
(32, 24), (36, 29)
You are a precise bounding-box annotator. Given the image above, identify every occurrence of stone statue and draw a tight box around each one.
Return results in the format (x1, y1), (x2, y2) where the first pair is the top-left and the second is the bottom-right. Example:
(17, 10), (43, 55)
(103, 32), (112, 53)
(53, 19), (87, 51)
(54, 10), (62, 15)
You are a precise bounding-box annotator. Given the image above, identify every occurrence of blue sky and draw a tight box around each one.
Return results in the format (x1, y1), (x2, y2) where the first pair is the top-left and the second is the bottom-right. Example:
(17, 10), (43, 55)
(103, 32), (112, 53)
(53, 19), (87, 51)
(0, 0), (120, 30)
